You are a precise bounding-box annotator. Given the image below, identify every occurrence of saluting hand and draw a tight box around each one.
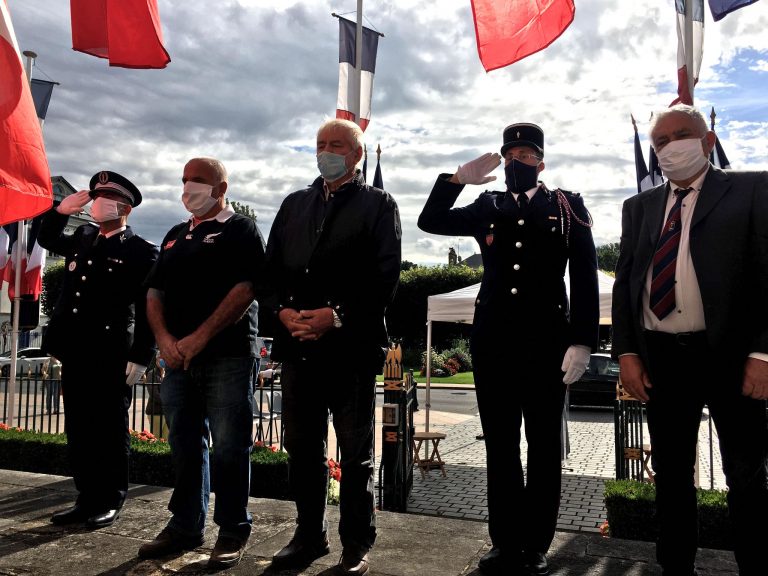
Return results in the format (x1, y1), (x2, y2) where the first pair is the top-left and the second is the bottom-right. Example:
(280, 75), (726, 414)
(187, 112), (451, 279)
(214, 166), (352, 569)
(742, 357), (768, 400)
(453, 152), (502, 185)
(56, 190), (91, 215)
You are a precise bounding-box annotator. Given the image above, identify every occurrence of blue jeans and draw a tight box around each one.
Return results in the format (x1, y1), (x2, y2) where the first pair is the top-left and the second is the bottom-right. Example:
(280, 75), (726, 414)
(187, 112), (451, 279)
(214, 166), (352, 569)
(161, 356), (255, 539)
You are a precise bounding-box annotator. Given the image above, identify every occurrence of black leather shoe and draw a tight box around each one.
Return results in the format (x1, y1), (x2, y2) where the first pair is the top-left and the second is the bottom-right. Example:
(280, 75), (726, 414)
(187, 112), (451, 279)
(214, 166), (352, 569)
(523, 551), (550, 576)
(138, 527), (204, 559)
(50, 504), (90, 525)
(271, 532), (330, 569)
(86, 509), (120, 529)
(338, 550), (370, 575)
(478, 547), (505, 575)
(209, 534), (248, 568)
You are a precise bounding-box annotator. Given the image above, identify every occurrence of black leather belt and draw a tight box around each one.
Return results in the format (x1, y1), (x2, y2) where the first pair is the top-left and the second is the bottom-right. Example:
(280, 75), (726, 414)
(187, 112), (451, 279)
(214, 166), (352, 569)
(644, 330), (707, 347)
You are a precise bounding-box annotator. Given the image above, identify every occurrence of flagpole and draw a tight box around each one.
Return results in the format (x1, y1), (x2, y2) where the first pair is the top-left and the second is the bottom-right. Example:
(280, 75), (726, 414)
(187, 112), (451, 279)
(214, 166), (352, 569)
(684, 0), (695, 104)
(5, 51), (38, 427)
(352, 0), (363, 126)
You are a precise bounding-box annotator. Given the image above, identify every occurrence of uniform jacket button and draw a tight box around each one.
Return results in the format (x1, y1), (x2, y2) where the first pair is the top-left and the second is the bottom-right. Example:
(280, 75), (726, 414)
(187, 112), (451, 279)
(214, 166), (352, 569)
(515, 242), (522, 248)
(513, 264), (520, 270)
(511, 288), (518, 295)
(72, 308), (78, 314)
(81, 276), (86, 281)
(87, 260), (93, 265)
(518, 219), (525, 225)
(75, 292), (80, 297)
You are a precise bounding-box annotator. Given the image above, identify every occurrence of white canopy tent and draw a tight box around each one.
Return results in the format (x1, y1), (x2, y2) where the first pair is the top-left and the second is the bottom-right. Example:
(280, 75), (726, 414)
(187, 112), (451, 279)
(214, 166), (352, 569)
(421, 269), (615, 430)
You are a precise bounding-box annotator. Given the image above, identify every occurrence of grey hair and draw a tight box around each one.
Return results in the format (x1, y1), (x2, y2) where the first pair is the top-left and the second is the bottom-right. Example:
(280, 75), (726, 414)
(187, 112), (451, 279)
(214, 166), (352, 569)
(649, 104), (709, 137)
(188, 157), (228, 183)
(317, 118), (364, 151)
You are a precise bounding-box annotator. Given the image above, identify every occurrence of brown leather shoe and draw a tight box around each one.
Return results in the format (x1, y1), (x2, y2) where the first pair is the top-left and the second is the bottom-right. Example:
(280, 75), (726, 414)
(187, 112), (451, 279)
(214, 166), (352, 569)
(209, 534), (248, 568)
(138, 527), (204, 559)
(272, 532), (330, 568)
(337, 550), (370, 575)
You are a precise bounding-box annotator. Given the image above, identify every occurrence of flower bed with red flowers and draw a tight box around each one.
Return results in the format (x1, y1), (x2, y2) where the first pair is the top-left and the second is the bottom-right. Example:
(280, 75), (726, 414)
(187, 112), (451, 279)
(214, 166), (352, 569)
(0, 426), (289, 500)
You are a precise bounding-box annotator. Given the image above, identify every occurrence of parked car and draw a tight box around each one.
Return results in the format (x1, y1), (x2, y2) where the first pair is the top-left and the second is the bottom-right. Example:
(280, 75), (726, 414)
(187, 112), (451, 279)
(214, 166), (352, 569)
(567, 352), (619, 409)
(0, 347), (51, 377)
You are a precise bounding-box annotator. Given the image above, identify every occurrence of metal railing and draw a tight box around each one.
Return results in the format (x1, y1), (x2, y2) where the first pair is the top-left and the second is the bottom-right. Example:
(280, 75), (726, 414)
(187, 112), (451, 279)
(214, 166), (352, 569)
(1, 365), (284, 451)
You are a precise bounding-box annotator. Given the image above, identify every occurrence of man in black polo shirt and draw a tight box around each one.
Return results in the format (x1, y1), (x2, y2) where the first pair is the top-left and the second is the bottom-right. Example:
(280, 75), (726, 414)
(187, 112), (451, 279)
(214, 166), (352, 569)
(139, 157), (266, 569)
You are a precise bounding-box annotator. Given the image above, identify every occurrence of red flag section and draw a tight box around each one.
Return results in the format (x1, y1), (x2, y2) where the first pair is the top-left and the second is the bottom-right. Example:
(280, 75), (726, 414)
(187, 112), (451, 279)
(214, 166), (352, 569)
(470, 0), (575, 72)
(0, 1), (53, 226)
(70, 0), (171, 69)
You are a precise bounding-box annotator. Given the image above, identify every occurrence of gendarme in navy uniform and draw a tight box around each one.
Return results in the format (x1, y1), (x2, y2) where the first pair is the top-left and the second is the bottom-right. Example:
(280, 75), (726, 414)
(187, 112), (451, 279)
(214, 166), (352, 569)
(37, 171), (158, 530)
(418, 123), (599, 576)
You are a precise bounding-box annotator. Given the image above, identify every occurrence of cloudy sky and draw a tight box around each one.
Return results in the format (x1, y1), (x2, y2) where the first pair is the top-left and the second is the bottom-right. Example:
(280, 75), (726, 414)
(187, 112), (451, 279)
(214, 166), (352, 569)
(10, 0), (768, 265)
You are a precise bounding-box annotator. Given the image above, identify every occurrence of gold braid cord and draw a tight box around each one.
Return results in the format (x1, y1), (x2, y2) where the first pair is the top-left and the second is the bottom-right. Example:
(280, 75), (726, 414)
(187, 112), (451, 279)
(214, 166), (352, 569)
(554, 188), (593, 247)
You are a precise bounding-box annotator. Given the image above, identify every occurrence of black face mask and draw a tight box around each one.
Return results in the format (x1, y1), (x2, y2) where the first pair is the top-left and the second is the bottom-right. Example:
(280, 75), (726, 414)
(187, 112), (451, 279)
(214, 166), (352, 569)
(504, 160), (539, 193)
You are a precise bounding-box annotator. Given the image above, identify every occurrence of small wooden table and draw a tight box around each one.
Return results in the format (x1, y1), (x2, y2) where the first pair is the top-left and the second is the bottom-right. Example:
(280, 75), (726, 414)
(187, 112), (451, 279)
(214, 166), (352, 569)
(412, 431), (447, 478)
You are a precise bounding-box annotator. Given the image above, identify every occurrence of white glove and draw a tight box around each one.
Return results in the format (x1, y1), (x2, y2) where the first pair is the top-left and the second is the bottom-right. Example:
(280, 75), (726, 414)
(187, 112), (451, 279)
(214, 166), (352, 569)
(561, 345), (592, 385)
(125, 362), (147, 386)
(456, 152), (501, 185)
(56, 190), (92, 215)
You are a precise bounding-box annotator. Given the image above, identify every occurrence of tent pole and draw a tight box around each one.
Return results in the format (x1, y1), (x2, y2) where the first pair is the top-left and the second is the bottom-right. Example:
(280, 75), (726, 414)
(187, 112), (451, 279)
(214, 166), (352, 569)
(425, 320), (432, 432)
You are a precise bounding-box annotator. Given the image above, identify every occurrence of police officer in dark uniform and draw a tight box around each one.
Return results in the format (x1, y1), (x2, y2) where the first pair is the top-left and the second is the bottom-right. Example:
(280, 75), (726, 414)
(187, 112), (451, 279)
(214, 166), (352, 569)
(37, 171), (159, 529)
(418, 124), (599, 576)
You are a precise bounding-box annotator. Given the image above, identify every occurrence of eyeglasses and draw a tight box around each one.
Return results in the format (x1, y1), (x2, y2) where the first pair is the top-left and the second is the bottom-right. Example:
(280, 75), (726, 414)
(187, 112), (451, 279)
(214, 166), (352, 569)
(505, 153), (541, 165)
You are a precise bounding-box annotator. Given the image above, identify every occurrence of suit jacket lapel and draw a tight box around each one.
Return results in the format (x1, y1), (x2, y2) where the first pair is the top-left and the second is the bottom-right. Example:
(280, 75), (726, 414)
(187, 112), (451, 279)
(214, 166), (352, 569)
(692, 166), (730, 229)
(641, 182), (669, 250)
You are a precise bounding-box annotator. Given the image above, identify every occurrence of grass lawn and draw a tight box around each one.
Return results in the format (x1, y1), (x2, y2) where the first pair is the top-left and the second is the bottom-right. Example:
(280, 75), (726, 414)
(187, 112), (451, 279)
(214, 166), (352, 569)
(378, 370), (475, 386)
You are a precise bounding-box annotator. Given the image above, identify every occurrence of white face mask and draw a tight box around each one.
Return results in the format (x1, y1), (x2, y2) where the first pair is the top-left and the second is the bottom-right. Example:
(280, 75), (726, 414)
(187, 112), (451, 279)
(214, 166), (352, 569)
(655, 138), (709, 182)
(91, 197), (127, 223)
(182, 181), (218, 217)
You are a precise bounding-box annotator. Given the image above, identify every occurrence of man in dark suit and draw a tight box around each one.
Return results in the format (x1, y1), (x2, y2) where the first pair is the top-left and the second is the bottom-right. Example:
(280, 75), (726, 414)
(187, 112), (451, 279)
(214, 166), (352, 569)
(418, 123), (599, 576)
(38, 171), (158, 529)
(612, 104), (768, 576)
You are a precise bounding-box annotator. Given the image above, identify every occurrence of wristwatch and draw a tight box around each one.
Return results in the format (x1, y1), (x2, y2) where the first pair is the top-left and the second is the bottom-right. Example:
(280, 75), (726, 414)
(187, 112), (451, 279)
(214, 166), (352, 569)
(331, 309), (343, 328)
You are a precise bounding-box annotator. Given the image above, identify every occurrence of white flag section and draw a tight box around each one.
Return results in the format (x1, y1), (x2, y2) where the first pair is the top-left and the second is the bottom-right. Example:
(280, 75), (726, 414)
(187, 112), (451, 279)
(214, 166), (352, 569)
(675, 0), (704, 105)
(336, 16), (379, 131)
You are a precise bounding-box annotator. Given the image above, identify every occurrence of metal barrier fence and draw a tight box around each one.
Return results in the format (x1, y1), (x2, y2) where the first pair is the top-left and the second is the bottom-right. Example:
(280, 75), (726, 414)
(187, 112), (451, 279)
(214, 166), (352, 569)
(0, 365), (284, 450)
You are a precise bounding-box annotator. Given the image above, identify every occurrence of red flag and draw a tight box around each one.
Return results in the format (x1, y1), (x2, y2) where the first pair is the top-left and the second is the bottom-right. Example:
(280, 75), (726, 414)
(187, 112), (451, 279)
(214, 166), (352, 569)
(0, 1), (53, 226)
(70, 0), (171, 69)
(672, 0), (704, 105)
(470, 0), (575, 72)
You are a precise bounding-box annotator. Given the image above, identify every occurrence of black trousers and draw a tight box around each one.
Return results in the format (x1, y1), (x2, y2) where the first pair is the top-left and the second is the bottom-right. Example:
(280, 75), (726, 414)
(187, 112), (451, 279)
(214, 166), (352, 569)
(61, 358), (132, 512)
(644, 331), (768, 575)
(471, 324), (568, 555)
(280, 360), (377, 555)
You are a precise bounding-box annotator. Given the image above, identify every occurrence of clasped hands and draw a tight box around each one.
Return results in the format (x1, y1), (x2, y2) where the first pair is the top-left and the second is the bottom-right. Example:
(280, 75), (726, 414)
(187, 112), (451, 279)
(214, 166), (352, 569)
(279, 307), (334, 341)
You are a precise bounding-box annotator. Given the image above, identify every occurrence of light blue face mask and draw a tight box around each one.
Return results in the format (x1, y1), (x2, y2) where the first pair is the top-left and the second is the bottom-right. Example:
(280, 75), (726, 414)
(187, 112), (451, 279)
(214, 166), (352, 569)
(317, 151), (349, 181)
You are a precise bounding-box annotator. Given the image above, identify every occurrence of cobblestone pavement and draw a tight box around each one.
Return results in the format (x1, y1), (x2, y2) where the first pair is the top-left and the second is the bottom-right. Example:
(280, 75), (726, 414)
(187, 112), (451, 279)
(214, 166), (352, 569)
(398, 405), (726, 534)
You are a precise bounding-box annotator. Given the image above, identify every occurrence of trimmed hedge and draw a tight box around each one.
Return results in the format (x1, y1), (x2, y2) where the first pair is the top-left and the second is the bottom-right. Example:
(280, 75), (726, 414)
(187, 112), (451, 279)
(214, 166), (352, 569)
(0, 428), (290, 501)
(604, 479), (731, 550)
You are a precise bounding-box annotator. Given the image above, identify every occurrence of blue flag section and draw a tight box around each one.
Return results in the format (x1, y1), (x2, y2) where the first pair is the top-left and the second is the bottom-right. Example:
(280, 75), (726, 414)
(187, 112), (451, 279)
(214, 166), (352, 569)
(373, 156), (383, 189)
(29, 79), (56, 120)
(708, 0), (761, 21)
(632, 115), (664, 193)
(711, 136), (731, 168)
(336, 16), (381, 131)
(633, 122), (649, 194)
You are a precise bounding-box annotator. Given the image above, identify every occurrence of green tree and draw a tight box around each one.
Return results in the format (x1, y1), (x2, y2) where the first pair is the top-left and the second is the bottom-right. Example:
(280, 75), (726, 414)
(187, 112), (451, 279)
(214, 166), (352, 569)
(597, 242), (620, 274)
(401, 260), (418, 271)
(41, 261), (66, 317)
(386, 264), (483, 365)
(230, 201), (257, 221)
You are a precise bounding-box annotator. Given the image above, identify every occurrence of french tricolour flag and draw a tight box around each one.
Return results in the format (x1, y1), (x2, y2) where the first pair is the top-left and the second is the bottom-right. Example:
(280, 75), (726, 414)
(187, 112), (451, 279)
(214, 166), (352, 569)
(336, 16), (379, 131)
(674, 0), (704, 105)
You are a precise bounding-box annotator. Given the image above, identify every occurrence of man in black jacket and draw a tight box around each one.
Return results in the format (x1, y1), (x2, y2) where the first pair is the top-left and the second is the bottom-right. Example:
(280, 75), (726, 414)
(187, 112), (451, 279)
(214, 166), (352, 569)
(265, 119), (401, 576)
(38, 171), (158, 529)
(418, 123), (599, 576)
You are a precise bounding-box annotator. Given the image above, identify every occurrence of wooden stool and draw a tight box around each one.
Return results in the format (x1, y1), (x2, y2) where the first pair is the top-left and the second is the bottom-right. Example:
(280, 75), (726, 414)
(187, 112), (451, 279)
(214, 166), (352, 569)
(412, 431), (447, 478)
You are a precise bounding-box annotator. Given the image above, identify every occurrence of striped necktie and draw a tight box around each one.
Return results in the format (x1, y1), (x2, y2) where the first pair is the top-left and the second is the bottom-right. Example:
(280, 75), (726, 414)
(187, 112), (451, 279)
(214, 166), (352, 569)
(649, 187), (692, 320)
